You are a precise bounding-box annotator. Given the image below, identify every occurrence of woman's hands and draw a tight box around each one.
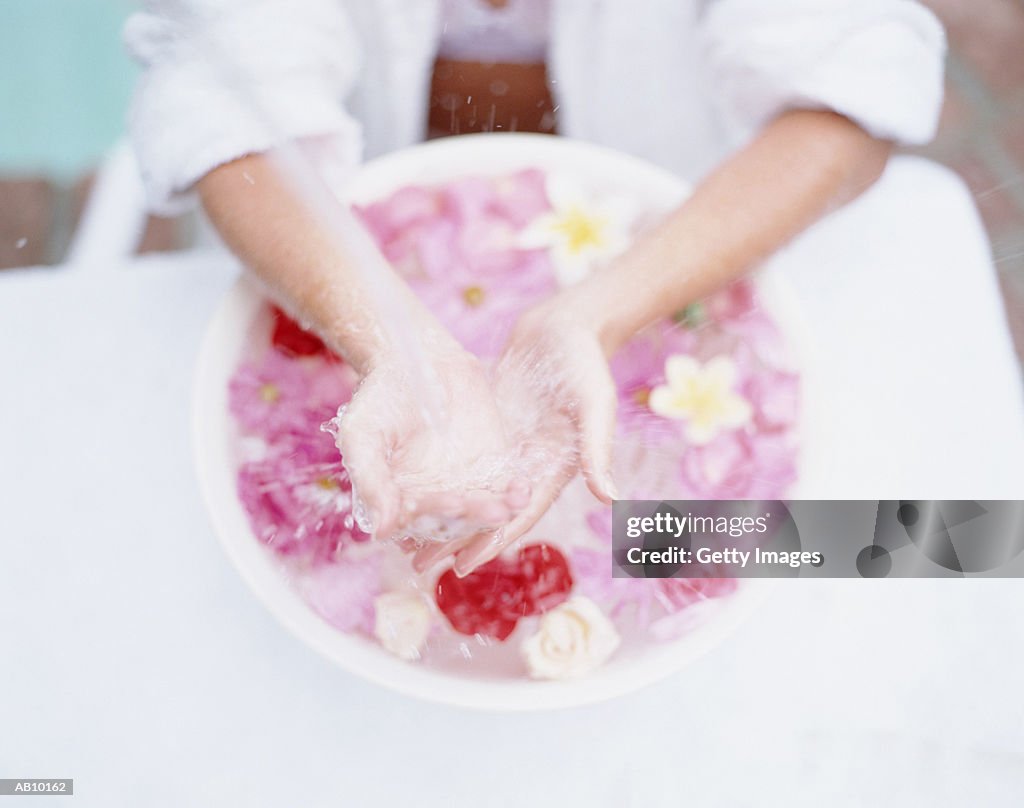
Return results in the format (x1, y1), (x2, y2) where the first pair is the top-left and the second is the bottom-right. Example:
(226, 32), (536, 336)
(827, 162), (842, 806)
(202, 112), (892, 578)
(332, 338), (532, 545)
(411, 297), (619, 575)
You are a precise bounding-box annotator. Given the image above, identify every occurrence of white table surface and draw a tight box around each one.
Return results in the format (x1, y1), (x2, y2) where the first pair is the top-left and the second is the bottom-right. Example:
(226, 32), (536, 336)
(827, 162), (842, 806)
(1, 250), (1022, 807)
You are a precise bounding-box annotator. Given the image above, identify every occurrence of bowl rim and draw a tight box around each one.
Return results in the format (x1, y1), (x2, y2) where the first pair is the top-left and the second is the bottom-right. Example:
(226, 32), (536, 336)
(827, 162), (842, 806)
(192, 133), (813, 711)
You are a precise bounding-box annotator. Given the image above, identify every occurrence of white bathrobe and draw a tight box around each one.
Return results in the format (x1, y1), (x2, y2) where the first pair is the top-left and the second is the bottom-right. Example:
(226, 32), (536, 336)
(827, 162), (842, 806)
(124, 0), (1024, 496)
(123, 0), (947, 213)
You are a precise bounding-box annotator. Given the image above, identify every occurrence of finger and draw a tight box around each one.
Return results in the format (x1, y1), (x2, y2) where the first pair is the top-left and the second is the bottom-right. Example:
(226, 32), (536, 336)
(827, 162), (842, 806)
(399, 489), (507, 546)
(403, 490), (465, 521)
(451, 528), (506, 577)
(337, 422), (399, 539)
(503, 478), (532, 510)
(454, 470), (570, 576)
(576, 391), (618, 504)
(407, 488), (515, 538)
(369, 480), (401, 540)
(412, 535), (472, 573)
(459, 489), (513, 529)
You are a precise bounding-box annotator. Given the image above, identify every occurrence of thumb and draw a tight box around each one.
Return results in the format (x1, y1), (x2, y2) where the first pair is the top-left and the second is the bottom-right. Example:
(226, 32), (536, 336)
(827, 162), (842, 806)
(577, 387), (618, 504)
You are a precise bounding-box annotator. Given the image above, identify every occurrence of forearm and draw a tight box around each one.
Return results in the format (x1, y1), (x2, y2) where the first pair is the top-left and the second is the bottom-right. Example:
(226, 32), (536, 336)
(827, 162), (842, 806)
(573, 110), (893, 353)
(198, 153), (447, 375)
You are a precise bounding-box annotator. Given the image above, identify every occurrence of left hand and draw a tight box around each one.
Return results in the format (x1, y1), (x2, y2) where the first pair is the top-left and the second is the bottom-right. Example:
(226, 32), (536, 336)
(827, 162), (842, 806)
(413, 298), (619, 575)
(333, 339), (531, 544)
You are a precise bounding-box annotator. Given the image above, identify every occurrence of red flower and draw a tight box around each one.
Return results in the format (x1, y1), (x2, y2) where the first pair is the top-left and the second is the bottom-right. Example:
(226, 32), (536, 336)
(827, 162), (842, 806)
(518, 544), (574, 613)
(435, 543), (573, 641)
(270, 306), (339, 360)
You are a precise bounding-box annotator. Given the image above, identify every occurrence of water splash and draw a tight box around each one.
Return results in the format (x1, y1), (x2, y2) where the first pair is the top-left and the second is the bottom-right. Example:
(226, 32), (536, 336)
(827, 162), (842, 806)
(196, 31), (448, 431)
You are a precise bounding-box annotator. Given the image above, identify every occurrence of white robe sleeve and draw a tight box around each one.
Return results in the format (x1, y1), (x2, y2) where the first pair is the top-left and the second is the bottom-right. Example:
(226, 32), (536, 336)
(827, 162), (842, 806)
(124, 0), (364, 214)
(699, 0), (947, 147)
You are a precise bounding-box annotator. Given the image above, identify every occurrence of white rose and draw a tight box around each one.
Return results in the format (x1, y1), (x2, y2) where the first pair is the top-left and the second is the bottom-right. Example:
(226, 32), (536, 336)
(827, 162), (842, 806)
(373, 592), (432, 661)
(521, 596), (620, 680)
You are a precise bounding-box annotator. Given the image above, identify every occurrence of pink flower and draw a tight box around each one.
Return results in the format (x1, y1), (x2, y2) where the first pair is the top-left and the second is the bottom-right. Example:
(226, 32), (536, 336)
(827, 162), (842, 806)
(356, 186), (443, 275)
(307, 359), (359, 418)
(300, 556), (382, 635)
(412, 218), (461, 280)
(656, 576), (738, 610)
(705, 279), (757, 322)
(585, 507), (613, 544)
(443, 170), (551, 230)
(237, 433), (370, 563)
(229, 350), (313, 441)
(444, 172), (552, 278)
(648, 577), (739, 640)
(355, 170), (552, 285)
(740, 364), (800, 432)
(409, 249), (556, 358)
(571, 547), (738, 638)
(678, 430), (797, 499)
(571, 547), (659, 625)
(492, 169), (551, 227)
(230, 348), (357, 443)
(610, 324), (695, 441)
(575, 507), (738, 629)
(707, 282), (792, 370)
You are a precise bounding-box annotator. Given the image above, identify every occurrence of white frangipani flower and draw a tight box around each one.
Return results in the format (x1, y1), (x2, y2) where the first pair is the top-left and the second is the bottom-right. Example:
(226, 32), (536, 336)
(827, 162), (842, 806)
(518, 175), (636, 286)
(648, 355), (752, 445)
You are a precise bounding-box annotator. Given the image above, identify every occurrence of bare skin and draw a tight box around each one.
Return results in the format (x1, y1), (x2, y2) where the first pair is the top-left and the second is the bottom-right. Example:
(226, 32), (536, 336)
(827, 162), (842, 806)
(200, 156), (533, 541)
(198, 108), (891, 573)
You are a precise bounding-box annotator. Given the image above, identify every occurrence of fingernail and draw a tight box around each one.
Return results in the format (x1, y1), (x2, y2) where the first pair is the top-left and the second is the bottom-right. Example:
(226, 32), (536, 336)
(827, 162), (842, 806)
(454, 548), (485, 573)
(454, 532), (503, 577)
(413, 541), (453, 573)
(454, 557), (483, 578)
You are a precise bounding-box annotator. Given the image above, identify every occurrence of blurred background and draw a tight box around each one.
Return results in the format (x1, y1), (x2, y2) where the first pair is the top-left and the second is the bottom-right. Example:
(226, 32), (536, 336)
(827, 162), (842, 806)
(1, 0), (1022, 362)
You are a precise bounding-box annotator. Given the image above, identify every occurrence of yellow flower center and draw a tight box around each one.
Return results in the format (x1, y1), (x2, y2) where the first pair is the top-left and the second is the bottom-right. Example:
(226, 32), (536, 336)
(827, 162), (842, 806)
(316, 477), (339, 491)
(671, 379), (723, 429)
(259, 382), (281, 403)
(648, 355), (752, 445)
(462, 285), (486, 307)
(550, 207), (606, 255)
(632, 387), (651, 407)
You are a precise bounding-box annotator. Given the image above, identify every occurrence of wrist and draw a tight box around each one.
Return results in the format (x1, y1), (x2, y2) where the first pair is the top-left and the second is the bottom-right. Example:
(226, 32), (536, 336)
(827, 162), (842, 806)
(326, 281), (465, 378)
(349, 320), (473, 380)
(550, 273), (635, 358)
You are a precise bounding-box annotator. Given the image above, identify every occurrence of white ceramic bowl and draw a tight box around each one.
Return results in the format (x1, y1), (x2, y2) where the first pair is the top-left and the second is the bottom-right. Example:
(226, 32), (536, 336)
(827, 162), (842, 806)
(193, 134), (817, 710)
